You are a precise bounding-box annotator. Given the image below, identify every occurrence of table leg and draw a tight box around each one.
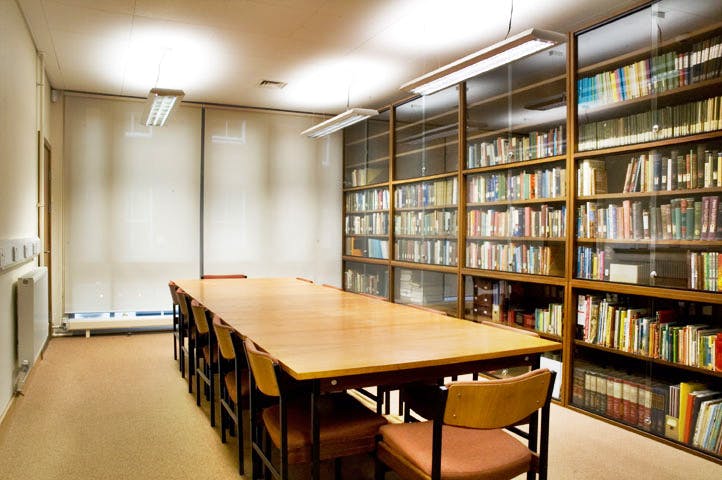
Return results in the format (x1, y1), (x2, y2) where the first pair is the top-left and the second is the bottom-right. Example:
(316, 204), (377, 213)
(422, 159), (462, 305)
(311, 380), (320, 480)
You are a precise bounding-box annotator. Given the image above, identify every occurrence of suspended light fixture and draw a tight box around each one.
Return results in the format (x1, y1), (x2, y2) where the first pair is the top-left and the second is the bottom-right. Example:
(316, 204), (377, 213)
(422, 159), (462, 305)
(401, 28), (565, 96)
(143, 88), (185, 127)
(301, 108), (379, 138)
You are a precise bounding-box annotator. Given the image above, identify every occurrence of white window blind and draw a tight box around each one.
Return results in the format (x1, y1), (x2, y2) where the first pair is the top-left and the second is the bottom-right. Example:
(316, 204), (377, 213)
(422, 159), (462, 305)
(63, 95), (201, 313)
(202, 108), (341, 284)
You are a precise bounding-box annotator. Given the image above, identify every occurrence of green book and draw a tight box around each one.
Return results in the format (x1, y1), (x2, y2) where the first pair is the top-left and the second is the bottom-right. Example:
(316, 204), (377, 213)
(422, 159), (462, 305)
(685, 197), (696, 240)
(694, 200), (703, 239)
(671, 199), (682, 240)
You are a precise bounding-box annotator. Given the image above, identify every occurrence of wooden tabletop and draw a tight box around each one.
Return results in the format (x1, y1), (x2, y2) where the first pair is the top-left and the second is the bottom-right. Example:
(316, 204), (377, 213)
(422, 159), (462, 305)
(174, 277), (561, 382)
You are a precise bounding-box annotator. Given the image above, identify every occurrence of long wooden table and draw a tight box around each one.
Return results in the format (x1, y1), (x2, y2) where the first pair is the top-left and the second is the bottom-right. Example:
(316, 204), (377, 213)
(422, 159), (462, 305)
(175, 277), (561, 478)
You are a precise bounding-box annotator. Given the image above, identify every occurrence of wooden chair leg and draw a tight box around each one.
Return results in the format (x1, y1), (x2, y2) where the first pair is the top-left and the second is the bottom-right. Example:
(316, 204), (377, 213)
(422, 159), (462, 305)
(188, 337), (195, 394)
(172, 307), (178, 360)
(374, 452), (386, 480)
(236, 400), (244, 476)
(209, 363), (216, 428)
(334, 457), (342, 480)
(195, 354), (202, 406)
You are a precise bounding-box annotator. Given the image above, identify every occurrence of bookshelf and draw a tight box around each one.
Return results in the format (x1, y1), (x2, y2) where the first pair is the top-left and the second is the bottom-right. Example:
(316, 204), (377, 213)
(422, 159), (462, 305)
(570, 1), (722, 462)
(393, 175), (459, 266)
(339, 0), (722, 464)
(344, 110), (390, 188)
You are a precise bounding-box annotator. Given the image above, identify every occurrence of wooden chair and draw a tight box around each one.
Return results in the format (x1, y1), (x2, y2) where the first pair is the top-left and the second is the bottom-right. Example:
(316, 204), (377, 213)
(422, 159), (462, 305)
(243, 337), (388, 480)
(212, 316), (250, 476)
(190, 300), (216, 426)
(175, 289), (194, 391)
(201, 274), (248, 279)
(168, 281), (180, 364)
(375, 368), (556, 480)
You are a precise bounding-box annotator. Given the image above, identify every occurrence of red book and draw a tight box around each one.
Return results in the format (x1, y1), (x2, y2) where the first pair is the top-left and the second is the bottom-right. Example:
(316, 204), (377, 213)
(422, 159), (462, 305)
(623, 200), (631, 239)
(716, 333), (722, 372)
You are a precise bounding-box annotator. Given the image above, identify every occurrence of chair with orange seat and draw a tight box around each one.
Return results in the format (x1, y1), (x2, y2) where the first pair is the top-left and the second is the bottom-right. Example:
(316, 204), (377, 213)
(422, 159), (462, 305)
(175, 289), (194, 391)
(212, 316), (250, 476)
(243, 337), (388, 480)
(375, 368), (556, 480)
(190, 300), (217, 426)
(168, 281), (180, 364)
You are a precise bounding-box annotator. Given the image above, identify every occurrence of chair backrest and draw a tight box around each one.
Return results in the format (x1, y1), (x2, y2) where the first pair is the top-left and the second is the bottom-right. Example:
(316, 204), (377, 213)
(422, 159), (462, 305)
(443, 368), (553, 430)
(176, 289), (191, 318)
(168, 282), (179, 304)
(190, 300), (210, 335)
(243, 338), (280, 398)
(213, 315), (235, 361)
(201, 274), (247, 279)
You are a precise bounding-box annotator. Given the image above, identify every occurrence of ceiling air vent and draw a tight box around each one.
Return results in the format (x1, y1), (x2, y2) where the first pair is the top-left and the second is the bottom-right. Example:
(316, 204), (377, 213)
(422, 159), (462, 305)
(258, 79), (287, 89)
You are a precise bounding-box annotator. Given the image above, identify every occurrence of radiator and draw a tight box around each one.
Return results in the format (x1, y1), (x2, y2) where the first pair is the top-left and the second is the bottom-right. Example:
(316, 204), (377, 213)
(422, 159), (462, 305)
(17, 267), (49, 371)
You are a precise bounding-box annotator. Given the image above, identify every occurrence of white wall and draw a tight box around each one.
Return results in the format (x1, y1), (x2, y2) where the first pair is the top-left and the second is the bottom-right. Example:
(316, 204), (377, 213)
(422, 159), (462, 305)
(0, 0), (42, 417)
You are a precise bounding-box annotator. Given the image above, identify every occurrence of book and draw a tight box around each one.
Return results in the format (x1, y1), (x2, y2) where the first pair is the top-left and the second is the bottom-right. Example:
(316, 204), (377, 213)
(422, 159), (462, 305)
(687, 390), (722, 444)
(679, 382), (706, 442)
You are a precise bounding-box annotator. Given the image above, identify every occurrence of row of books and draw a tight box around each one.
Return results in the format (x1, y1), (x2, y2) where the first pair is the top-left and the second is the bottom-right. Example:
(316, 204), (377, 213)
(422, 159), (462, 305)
(346, 167), (387, 188)
(576, 293), (722, 370)
(345, 187), (389, 212)
(466, 241), (557, 275)
(576, 196), (722, 241)
(573, 363), (722, 454)
(344, 268), (388, 298)
(534, 303), (564, 336)
(576, 159), (608, 196)
(575, 246), (691, 285)
(394, 210), (457, 237)
(345, 237), (389, 259)
(394, 178), (458, 209)
(466, 126), (565, 168)
(345, 212), (388, 236)
(466, 167), (566, 203)
(689, 251), (722, 292)
(578, 95), (722, 151)
(577, 35), (722, 107)
(618, 149), (722, 193)
(467, 204), (566, 239)
(394, 239), (458, 266)
(397, 268), (447, 305)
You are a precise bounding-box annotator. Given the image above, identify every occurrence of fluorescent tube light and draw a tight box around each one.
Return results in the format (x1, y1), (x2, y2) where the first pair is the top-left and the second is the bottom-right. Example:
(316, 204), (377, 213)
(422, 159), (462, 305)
(401, 28), (565, 96)
(301, 108), (379, 138)
(143, 88), (185, 127)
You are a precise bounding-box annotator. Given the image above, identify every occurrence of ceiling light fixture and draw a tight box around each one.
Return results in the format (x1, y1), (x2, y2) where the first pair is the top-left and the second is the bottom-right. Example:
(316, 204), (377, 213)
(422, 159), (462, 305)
(143, 88), (185, 127)
(301, 108), (379, 138)
(401, 28), (565, 96)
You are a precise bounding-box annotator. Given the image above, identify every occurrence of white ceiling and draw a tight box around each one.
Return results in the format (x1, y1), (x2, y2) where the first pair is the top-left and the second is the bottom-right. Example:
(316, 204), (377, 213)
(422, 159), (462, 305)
(18, 0), (648, 114)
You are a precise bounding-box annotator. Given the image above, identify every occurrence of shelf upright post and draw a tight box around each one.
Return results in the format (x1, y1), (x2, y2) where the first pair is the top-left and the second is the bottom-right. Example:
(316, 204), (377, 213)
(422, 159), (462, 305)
(457, 82), (467, 319)
(388, 105), (396, 301)
(562, 31), (578, 407)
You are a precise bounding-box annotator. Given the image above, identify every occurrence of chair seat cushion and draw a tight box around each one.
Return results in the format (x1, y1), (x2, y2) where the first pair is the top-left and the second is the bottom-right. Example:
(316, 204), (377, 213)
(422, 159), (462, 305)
(224, 369), (249, 403)
(379, 421), (531, 480)
(262, 392), (387, 464)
